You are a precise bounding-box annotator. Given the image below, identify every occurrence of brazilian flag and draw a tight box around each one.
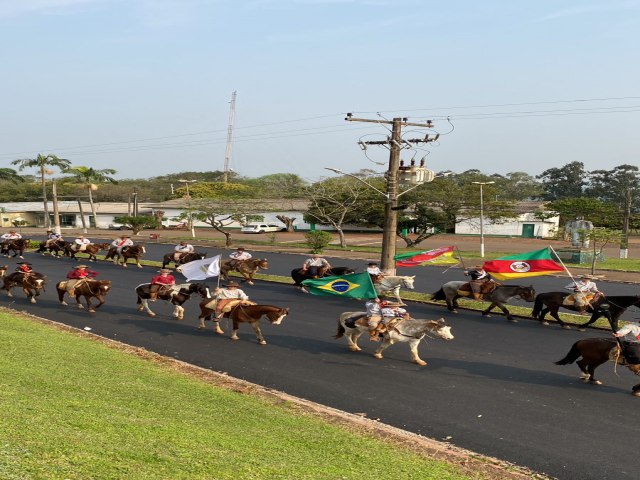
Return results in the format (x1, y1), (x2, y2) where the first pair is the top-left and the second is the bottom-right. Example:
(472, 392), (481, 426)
(301, 272), (377, 299)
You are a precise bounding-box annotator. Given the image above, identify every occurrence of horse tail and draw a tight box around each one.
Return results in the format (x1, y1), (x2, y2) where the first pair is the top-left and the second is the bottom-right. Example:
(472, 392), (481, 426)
(334, 317), (345, 339)
(531, 295), (543, 318)
(431, 287), (446, 301)
(555, 342), (581, 365)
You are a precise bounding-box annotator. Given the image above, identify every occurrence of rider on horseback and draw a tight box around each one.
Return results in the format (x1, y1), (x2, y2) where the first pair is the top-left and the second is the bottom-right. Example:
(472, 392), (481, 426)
(44, 229), (63, 248)
(564, 275), (601, 313)
(1, 229), (22, 242)
(111, 235), (134, 255)
(464, 264), (494, 300)
(65, 265), (98, 297)
(228, 247), (252, 268)
(72, 235), (91, 252)
(366, 262), (384, 284)
(302, 254), (331, 278)
(148, 268), (176, 301)
(16, 261), (33, 275)
(174, 241), (194, 262)
(613, 320), (640, 364)
(214, 281), (252, 319)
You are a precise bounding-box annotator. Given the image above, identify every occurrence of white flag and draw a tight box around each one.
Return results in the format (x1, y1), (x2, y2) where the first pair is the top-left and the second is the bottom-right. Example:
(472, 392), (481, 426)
(177, 255), (221, 281)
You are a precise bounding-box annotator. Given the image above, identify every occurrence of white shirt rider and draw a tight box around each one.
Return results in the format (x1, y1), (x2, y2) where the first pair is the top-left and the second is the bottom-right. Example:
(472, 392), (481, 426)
(614, 323), (640, 341)
(565, 279), (599, 293)
(74, 236), (91, 251)
(230, 250), (252, 261)
(1, 232), (22, 241)
(367, 265), (382, 276)
(174, 243), (194, 260)
(111, 237), (134, 253)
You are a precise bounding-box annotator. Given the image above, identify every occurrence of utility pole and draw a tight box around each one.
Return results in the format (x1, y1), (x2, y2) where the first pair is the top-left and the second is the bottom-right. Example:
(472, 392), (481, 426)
(345, 114), (437, 274)
(52, 181), (61, 235)
(223, 91), (237, 183)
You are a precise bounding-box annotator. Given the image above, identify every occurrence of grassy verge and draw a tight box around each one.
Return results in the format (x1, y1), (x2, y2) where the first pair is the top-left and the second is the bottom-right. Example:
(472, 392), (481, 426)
(0, 310), (515, 480)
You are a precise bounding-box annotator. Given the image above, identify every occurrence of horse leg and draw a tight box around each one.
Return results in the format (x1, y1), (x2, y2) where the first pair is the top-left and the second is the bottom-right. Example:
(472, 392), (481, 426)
(346, 328), (362, 351)
(23, 287), (36, 304)
(245, 273), (254, 286)
(578, 310), (603, 331)
(408, 339), (427, 366)
(230, 319), (241, 341)
(482, 303), (496, 317)
(76, 295), (85, 309)
(57, 288), (68, 306)
(140, 298), (156, 317)
(549, 308), (570, 329)
(632, 383), (640, 397)
(374, 337), (394, 360)
(250, 321), (267, 345)
(175, 305), (185, 320)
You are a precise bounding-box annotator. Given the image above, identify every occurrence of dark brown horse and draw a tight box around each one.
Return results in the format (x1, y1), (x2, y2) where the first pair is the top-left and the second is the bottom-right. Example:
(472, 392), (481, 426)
(105, 244), (146, 268)
(56, 279), (112, 312)
(198, 302), (288, 345)
(555, 338), (640, 390)
(2, 271), (46, 303)
(36, 239), (70, 258)
(66, 243), (111, 262)
(532, 292), (640, 330)
(220, 258), (268, 285)
(1, 238), (30, 259)
(162, 251), (206, 269)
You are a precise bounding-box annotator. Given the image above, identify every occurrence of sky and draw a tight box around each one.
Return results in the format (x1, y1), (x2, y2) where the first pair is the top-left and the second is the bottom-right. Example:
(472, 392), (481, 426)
(0, 0), (638, 183)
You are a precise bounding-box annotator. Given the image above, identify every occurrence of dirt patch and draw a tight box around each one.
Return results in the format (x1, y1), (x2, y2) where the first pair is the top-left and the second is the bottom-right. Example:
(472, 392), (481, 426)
(13, 308), (548, 480)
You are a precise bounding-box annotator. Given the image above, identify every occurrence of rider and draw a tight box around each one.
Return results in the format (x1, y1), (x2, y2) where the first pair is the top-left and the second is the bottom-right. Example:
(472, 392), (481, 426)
(174, 241), (194, 262)
(464, 264), (493, 300)
(44, 229), (63, 248)
(73, 235), (91, 252)
(228, 246), (252, 268)
(613, 320), (640, 364)
(372, 301), (411, 338)
(15, 261), (33, 275)
(111, 235), (134, 255)
(564, 275), (601, 312)
(365, 297), (383, 341)
(1, 229), (22, 242)
(302, 254), (331, 278)
(214, 281), (250, 319)
(65, 264), (98, 297)
(366, 262), (383, 284)
(148, 268), (176, 301)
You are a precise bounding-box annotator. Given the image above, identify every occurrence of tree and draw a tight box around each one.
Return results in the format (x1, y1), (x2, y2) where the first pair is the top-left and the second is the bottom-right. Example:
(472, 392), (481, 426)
(189, 201), (254, 247)
(536, 161), (587, 201)
(276, 215), (296, 232)
(64, 167), (118, 228)
(174, 182), (253, 199)
(11, 154), (71, 228)
(0, 168), (26, 184)
(587, 165), (640, 258)
(578, 228), (621, 274)
(304, 231), (333, 253)
(245, 173), (308, 198)
(303, 177), (371, 248)
(113, 216), (159, 235)
(492, 172), (543, 201)
(540, 197), (618, 229)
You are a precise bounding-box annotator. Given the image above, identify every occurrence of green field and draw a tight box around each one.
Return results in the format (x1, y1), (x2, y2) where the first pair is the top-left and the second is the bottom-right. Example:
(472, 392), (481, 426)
(1, 310), (518, 480)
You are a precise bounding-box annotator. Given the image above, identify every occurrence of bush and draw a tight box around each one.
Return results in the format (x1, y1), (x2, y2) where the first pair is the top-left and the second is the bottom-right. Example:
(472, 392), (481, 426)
(304, 230), (332, 253)
(113, 216), (160, 235)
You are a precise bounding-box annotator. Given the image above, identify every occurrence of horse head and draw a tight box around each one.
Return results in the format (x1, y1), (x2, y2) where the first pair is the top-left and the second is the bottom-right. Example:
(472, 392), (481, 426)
(97, 280), (112, 293)
(518, 286), (536, 302)
(267, 307), (289, 325)
(255, 258), (269, 269)
(193, 283), (212, 299)
(432, 318), (454, 340)
(401, 276), (416, 290)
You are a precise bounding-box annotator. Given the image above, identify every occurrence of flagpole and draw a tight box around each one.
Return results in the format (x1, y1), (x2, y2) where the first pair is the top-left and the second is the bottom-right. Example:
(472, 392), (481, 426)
(455, 245), (466, 271)
(549, 246), (579, 287)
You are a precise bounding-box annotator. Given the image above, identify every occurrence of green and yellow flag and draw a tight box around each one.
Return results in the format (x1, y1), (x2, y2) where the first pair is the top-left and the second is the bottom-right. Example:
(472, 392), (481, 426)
(301, 272), (377, 299)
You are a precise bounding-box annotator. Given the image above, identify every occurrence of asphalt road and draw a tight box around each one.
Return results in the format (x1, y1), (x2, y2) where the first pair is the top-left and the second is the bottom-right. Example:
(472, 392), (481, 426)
(5, 244), (640, 480)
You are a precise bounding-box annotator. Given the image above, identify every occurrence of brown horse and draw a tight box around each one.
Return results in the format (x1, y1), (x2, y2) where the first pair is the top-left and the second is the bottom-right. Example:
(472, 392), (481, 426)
(36, 239), (70, 258)
(555, 337), (640, 389)
(220, 258), (268, 285)
(2, 272), (46, 303)
(198, 302), (288, 345)
(56, 279), (112, 312)
(1, 238), (30, 259)
(105, 244), (146, 268)
(162, 251), (206, 269)
(66, 243), (111, 262)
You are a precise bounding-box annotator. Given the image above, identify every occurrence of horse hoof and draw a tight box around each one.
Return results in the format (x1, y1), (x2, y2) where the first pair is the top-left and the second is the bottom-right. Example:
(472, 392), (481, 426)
(508, 319), (518, 323)
(197, 326), (205, 330)
(542, 321), (550, 326)
(215, 329), (224, 335)
(77, 305), (84, 309)
(482, 313), (491, 317)
(60, 301), (68, 306)
(414, 360), (427, 366)
(147, 312), (156, 317)
(373, 353), (383, 359)
(589, 380), (603, 385)
(30, 299), (36, 304)
(88, 309), (96, 313)
(248, 282), (254, 286)
(578, 328), (587, 332)
(562, 325), (572, 330)
(451, 309), (458, 314)
(632, 390), (640, 397)
(231, 336), (239, 341)
(7, 293), (12, 298)
(258, 340), (267, 345)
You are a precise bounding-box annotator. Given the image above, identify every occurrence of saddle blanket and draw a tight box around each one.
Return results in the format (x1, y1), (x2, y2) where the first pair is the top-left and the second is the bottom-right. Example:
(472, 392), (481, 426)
(562, 293), (594, 307)
(205, 299), (256, 311)
(344, 313), (367, 328)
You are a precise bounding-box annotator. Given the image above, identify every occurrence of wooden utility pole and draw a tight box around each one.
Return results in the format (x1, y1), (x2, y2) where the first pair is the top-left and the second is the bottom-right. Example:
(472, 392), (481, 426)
(223, 91), (237, 183)
(345, 114), (436, 274)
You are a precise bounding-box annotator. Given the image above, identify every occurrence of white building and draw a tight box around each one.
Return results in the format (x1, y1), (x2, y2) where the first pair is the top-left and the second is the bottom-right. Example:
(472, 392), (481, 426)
(455, 202), (559, 238)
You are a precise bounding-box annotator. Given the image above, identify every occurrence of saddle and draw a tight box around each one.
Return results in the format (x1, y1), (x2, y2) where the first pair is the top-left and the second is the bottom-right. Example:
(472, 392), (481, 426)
(344, 313), (367, 328)
(220, 299), (256, 313)
(456, 280), (498, 298)
(620, 342), (640, 365)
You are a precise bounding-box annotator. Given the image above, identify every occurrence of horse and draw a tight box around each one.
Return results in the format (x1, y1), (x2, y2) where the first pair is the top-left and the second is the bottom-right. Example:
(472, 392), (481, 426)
(374, 275), (416, 304)
(220, 258), (269, 285)
(135, 282), (211, 320)
(55, 279), (112, 312)
(36, 239), (70, 258)
(104, 244), (146, 268)
(197, 302), (288, 345)
(432, 281), (536, 322)
(532, 292), (640, 330)
(291, 266), (356, 290)
(162, 251), (207, 269)
(555, 338), (640, 388)
(2, 272), (46, 303)
(335, 312), (454, 365)
(1, 239), (30, 259)
(66, 243), (111, 262)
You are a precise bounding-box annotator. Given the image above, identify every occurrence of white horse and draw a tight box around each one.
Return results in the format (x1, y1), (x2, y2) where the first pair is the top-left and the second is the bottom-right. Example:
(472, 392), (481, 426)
(335, 312), (454, 365)
(374, 275), (415, 303)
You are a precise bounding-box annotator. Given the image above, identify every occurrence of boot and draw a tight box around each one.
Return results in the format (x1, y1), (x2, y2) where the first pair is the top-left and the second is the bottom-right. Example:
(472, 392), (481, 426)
(149, 293), (157, 302)
(369, 330), (380, 342)
(68, 290), (76, 298)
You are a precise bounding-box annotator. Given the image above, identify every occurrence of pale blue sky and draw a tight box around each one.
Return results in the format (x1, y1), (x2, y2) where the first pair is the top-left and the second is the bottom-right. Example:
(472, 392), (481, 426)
(0, 0), (638, 182)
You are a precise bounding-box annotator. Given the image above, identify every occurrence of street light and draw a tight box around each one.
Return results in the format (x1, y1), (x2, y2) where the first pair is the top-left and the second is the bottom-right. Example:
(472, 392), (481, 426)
(471, 181), (495, 258)
(178, 179), (197, 238)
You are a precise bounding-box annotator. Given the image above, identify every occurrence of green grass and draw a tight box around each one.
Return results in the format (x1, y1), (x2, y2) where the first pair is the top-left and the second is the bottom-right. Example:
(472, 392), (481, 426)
(0, 310), (479, 480)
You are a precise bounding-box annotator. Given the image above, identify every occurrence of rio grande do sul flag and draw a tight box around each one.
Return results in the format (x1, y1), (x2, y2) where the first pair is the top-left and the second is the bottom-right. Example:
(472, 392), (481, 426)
(482, 248), (564, 280)
(394, 246), (458, 267)
(301, 272), (377, 299)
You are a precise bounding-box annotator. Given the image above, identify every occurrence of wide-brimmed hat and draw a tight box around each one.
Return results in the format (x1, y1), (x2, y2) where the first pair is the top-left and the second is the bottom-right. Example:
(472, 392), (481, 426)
(225, 281), (241, 288)
(368, 262), (378, 266)
(75, 265), (89, 269)
(236, 247), (245, 251)
(160, 268), (172, 274)
(474, 264), (484, 268)
(17, 262), (31, 265)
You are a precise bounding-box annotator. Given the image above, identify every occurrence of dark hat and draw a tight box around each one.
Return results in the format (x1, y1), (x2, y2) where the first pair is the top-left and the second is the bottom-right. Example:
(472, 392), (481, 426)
(368, 262), (378, 266)
(17, 262), (31, 265)
(225, 281), (241, 288)
(236, 247), (245, 251)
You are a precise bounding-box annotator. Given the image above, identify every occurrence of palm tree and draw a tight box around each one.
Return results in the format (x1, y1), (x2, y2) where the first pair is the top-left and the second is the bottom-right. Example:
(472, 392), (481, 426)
(0, 168), (26, 183)
(11, 154), (71, 228)
(64, 166), (118, 227)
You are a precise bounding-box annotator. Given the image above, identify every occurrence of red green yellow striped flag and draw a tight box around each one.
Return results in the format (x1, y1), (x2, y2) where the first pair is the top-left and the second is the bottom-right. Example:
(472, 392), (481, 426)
(395, 246), (459, 267)
(482, 247), (564, 280)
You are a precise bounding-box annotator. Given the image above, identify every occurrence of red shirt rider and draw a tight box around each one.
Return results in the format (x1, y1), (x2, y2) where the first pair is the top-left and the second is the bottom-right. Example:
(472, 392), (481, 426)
(149, 269), (176, 299)
(17, 262), (33, 274)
